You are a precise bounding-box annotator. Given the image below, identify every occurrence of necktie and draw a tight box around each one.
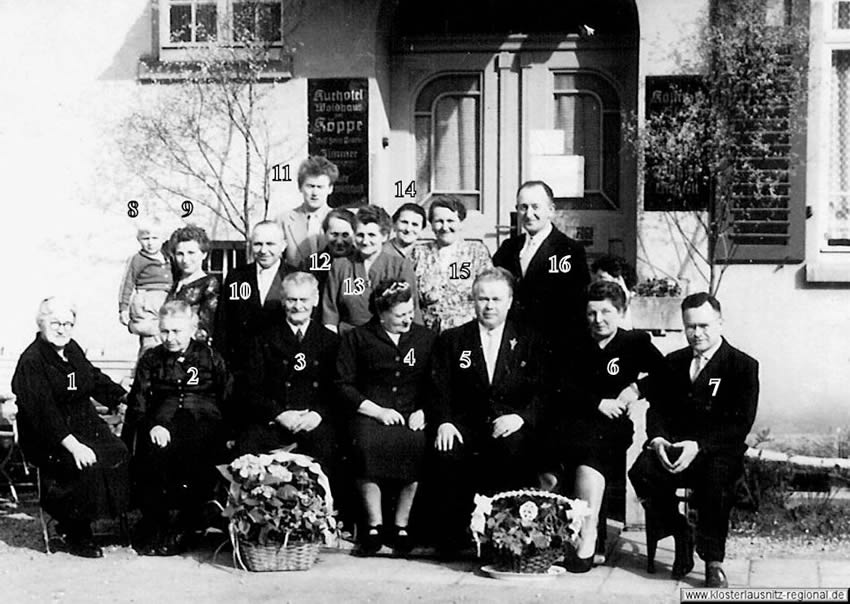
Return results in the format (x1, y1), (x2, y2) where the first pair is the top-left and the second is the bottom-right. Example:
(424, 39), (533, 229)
(519, 236), (535, 276)
(258, 268), (272, 304)
(690, 353), (705, 382)
(296, 328), (304, 343)
(484, 331), (499, 384)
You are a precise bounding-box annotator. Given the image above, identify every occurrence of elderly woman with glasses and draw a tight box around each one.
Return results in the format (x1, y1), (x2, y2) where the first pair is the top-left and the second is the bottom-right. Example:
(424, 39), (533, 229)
(335, 280), (436, 556)
(11, 297), (130, 558)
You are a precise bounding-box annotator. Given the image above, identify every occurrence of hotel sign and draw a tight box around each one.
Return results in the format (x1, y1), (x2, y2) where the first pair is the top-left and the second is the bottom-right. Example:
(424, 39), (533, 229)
(308, 78), (369, 208)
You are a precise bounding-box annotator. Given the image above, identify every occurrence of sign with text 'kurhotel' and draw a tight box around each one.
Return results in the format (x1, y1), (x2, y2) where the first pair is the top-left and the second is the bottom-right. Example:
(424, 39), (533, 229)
(308, 78), (369, 208)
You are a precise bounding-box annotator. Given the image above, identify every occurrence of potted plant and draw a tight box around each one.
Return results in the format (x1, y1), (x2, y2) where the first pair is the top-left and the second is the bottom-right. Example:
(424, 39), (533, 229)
(218, 448), (336, 571)
(470, 489), (589, 575)
(630, 277), (684, 332)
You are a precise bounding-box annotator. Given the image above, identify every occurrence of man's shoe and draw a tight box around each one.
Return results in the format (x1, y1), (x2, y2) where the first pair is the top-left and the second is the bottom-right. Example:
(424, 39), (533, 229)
(562, 550), (594, 574)
(66, 537), (104, 559)
(671, 520), (695, 579)
(705, 562), (728, 588)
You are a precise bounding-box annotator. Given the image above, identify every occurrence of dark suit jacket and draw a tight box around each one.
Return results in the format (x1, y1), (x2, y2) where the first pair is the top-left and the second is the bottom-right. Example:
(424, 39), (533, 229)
(240, 321), (339, 428)
(429, 319), (548, 436)
(492, 225), (590, 341)
(644, 338), (759, 457)
(214, 261), (290, 374)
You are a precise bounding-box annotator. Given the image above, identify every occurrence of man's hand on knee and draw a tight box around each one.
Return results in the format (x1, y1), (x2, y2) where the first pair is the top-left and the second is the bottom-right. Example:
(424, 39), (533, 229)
(649, 437), (674, 471)
(491, 414), (523, 439)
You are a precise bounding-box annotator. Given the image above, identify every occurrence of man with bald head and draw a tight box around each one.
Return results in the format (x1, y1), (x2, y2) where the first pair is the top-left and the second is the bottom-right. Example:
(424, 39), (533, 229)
(214, 220), (291, 378)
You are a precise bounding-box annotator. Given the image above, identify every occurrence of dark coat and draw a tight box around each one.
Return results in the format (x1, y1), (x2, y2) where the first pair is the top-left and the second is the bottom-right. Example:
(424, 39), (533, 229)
(558, 329), (667, 456)
(429, 319), (548, 436)
(335, 319), (436, 416)
(214, 261), (291, 375)
(643, 338), (759, 457)
(492, 225), (590, 341)
(240, 320), (339, 427)
(12, 336), (126, 464)
(11, 336), (130, 521)
(127, 339), (231, 434)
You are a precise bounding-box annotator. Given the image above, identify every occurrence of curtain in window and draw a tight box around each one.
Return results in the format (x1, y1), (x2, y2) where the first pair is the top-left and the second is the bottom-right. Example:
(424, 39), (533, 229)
(434, 95), (479, 191)
(829, 50), (850, 241)
(554, 94), (601, 192)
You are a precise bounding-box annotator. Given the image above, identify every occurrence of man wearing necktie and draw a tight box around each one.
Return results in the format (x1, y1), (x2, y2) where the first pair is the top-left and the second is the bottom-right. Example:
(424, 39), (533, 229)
(492, 180), (590, 347)
(235, 272), (339, 468)
(629, 293), (759, 588)
(428, 267), (551, 554)
(280, 156), (338, 269)
(214, 221), (290, 382)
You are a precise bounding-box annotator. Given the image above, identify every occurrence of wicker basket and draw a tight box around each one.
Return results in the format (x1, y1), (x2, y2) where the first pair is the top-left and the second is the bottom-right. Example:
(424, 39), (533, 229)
(491, 546), (563, 574)
(237, 540), (320, 572)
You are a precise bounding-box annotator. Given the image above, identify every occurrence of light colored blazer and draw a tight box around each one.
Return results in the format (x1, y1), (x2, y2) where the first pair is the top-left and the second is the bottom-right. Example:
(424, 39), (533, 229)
(281, 205), (330, 269)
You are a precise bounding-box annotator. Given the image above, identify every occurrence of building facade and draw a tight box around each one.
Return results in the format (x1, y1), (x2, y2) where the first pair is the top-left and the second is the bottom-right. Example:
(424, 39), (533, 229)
(0, 0), (847, 437)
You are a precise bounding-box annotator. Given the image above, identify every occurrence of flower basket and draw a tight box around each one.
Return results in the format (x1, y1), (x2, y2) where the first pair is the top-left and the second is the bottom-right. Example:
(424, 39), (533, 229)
(217, 447), (336, 572)
(238, 540), (320, 572)
(470, 489), (590, 575)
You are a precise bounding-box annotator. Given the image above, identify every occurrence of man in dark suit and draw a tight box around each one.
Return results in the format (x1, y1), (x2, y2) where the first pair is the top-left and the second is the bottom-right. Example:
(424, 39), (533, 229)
(492, 180), (590, 344)
(428, 267), (549, 550)
(214, 220), (290, 379)
(299, 207), (357, 320)
(235, 271), (339, 465)
(629, 293), (759, 588)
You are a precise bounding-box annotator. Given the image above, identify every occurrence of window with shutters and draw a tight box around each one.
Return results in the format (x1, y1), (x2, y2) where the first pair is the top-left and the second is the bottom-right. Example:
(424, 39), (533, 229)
(413, 73), (482, 212)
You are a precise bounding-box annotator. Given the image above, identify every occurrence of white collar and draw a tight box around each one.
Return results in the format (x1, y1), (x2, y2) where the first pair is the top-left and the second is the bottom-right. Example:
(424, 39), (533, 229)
(257, 259), (281, 275)
(524, 221), (553, 244)
(288, 320), (310, 335)
(478, 321), (506, 344)
(694, 338), (723, 362)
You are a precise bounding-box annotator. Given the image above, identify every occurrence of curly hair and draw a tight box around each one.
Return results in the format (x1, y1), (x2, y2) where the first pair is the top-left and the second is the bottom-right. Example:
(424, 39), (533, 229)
(370, 280), (413, 315)
(355, 205), (393, 236)
(297, 156), (340, 188)
(428, 195), (467, 222)
(587, 280), (628, 313)
(168, 224), (211, 254)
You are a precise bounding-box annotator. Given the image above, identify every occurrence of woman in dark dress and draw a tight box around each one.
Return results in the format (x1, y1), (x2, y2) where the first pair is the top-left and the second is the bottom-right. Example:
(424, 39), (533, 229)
(11, 297), (130, 558)
(335, 280), (436, 556)
(166, 225), (220, 345)
(126, 300), (231, 556)
(556, 281), (666, 571)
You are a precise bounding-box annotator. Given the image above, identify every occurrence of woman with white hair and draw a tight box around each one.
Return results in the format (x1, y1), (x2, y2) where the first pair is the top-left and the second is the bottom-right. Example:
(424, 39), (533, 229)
(11, 297), (130, 558)
(126, 300), (232, 556)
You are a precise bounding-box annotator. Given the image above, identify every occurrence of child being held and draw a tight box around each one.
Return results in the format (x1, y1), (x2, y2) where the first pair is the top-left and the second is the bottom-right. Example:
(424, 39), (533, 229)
(119, 218), (173, 353)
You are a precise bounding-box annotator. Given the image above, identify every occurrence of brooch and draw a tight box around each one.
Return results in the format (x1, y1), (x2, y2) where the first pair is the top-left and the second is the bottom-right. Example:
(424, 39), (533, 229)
(509, 338), (517, 351)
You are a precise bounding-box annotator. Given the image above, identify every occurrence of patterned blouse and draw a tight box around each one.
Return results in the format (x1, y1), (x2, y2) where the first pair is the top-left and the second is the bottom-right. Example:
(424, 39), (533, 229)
(166, 273), (220, 345)
(410, 239), (492, 332)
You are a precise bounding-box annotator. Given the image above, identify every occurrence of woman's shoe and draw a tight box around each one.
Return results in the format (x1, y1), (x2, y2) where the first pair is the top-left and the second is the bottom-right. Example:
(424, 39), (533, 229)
(356, 525), (383, 556)
(562, 549), (594, 573)
(391, 526), (414, 556)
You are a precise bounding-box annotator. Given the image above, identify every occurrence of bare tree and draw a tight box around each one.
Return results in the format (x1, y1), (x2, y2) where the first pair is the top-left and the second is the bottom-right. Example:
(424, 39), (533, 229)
(119, 1), (306, 241)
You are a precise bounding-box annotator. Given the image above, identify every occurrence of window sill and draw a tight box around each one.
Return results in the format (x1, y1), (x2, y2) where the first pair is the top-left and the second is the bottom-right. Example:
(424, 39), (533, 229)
(805, 258), (850, 282)
(137, 53), (292, 84)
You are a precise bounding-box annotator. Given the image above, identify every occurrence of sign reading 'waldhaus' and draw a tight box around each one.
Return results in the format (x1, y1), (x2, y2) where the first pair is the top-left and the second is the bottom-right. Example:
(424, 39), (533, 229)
(643, 75), (711, 212)
(308, 78), (369, 208)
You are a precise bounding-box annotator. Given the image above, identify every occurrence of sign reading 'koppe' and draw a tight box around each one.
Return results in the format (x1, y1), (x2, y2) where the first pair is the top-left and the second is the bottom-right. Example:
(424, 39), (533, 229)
(308, 78), (369, 208)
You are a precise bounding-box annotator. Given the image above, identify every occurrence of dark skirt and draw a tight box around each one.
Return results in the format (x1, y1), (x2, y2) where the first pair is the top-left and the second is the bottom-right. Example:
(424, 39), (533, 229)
(135, 410), (224, 518)
(558, 415), (634, 476)
(350, 415), (425, 482)
(40, 425), (130, 524)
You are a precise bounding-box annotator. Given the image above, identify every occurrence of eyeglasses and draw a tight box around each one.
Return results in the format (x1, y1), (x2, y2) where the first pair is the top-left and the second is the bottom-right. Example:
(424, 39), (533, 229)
(48, 321), (75, 330)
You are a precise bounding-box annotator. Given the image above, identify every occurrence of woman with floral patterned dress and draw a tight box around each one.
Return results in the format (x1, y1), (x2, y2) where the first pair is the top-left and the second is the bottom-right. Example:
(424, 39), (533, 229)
(410, 196), (492, 332)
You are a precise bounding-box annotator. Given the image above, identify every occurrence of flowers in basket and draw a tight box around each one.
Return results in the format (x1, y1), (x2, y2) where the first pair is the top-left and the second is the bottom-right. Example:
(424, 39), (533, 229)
(470, 489), (590, 573)
(217, 448), (336, 570)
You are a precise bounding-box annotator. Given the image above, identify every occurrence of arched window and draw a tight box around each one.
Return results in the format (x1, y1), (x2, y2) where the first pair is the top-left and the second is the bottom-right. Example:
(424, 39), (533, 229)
(414, 74), (482, 210)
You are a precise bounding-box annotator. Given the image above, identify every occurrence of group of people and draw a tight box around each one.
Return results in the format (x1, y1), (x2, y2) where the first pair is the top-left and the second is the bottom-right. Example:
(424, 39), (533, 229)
(10, 157), (759, 589)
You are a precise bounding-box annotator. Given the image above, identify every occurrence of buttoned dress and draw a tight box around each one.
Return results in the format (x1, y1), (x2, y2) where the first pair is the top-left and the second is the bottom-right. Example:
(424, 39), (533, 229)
(336, 319), (436, 481)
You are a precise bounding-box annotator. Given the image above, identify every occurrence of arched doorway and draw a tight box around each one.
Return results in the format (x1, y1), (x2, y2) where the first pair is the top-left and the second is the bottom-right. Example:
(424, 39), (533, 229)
(388, 0), (639, 259)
